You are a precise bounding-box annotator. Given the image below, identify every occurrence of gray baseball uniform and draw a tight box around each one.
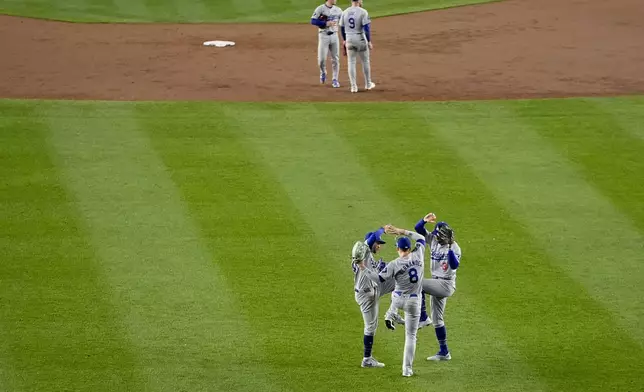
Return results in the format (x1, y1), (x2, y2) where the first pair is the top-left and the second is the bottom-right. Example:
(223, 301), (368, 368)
(312, 4), (342, 83)
(339, 5), (373, 91)
(365, 237), (426, 375)
(353, 245), (380, 336)
(353, 243), (396, 334)
(422, 238), (461, 328)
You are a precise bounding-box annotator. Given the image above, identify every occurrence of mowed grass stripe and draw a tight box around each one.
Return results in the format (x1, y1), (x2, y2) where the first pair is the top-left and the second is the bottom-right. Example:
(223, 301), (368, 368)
(512, 98), (644, 245)
(591, 96), (644, 141)
(141, 102), (386, 391)
(0, 101), (144, 391)
(171, 0), (207, 22)
(111, 0), (150, 20)
(221, 103), (546, 391)
(407, 101), (644, 390)
(42, 101), (279, 392)
(140, 102), (359, 391)
(141, 0), (178, 22)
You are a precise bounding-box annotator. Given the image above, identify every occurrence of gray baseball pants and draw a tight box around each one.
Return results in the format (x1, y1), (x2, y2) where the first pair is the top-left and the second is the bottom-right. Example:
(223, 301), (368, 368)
(346, 35), (372, 90)
(318, 31), (340, 81)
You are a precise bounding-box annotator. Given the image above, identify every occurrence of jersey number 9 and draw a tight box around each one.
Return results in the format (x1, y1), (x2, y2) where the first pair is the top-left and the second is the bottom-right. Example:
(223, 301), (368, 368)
(348, 17), (355, 29)
(408, 268), (418, 283)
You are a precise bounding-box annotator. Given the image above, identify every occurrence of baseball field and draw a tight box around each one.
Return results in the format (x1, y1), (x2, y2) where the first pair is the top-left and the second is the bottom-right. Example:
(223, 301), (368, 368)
(1, 0), (644, 391)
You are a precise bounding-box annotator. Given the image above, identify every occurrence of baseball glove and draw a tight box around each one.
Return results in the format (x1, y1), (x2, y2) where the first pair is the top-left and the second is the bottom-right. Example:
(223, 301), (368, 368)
(318, 14), (328, 21)
(351, 241), (368, 264)
(435, 223), (454, 246)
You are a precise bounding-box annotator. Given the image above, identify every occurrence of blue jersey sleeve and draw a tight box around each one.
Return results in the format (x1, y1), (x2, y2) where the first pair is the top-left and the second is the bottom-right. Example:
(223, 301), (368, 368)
(415, 218), (428, 236)
(447, 249), (460, 269)
(311, 18), (326, 28)
(365, 227), (385, 248)
(364, 23), (371, 42)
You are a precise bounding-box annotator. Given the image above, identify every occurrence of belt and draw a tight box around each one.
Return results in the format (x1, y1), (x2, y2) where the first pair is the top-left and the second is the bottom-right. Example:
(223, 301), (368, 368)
(319, 30), (336, 35)
(355, 288), (372, 293)
(433, 276), (453, 281)
(393, 291), (418, 297)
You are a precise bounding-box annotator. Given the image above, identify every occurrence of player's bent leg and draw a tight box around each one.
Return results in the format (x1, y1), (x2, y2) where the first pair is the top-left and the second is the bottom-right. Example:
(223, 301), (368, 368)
(418, 292), (433, 329)
(384, 300), (399, 331)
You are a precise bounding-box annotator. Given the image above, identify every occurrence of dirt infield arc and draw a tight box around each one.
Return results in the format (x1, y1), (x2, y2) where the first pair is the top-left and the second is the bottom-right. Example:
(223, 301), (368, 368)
(1, 0), (644, 102)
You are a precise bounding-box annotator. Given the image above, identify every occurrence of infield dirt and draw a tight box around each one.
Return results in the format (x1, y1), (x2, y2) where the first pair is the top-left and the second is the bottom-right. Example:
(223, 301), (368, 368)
(1, 0), (643, 102)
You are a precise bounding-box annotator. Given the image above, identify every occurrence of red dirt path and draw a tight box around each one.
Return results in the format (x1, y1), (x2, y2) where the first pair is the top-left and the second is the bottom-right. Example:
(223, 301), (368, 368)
(1, 0), (643, 102)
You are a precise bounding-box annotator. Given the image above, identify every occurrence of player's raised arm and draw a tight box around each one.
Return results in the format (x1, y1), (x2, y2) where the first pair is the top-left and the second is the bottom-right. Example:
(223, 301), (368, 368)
(385, 224), (425, 246)
(365, 227), (385, 249)
(415, 213), (437, 239)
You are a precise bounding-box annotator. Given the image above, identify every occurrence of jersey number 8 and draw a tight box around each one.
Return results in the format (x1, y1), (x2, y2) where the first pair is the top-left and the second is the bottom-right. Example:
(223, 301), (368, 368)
(348, 17), (355, 29)
(408, 268), (418, 283)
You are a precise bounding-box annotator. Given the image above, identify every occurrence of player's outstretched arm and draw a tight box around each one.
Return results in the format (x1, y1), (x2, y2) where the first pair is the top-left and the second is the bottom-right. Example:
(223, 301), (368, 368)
(385, 224), (425, 245)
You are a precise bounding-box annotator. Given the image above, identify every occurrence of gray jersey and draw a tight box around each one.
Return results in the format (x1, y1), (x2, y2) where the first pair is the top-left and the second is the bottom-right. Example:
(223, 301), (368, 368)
(427, 236), (461, 282)
(312, 4), (343, 34)
(352, 244), (379, 292)
(378, 243), (425, 295)
(339, 6), (371, 35)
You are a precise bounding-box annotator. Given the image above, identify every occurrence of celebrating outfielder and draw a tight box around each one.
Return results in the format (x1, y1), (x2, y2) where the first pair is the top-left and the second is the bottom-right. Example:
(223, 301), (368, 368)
(415, 213), (462, 361)
(351, 227), (389, 368)
(359, 227), (426, 377)
(310, 0), (343, 88)
(339, 0), (376, 93)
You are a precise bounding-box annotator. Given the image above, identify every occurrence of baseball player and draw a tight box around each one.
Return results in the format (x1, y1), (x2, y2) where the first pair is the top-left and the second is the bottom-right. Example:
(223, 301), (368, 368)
(359, 228), (426, 377)
(339, 0), (375, 93)
(351, 227), (389, 368)
(310, 0), (343, 88)
(414, 213), (462, 361)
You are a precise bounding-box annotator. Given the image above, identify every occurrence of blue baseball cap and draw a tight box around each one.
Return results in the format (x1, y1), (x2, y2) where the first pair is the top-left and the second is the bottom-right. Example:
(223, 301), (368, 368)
(396, 236), (411, 250)
(365, 231), (386, 244)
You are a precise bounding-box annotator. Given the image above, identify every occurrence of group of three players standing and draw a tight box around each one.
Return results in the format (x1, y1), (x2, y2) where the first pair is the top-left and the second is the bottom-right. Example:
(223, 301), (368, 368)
(351, 212), (462, 377)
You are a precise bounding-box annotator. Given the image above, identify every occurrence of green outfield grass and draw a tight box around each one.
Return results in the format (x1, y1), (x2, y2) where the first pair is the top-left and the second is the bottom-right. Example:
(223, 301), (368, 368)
(1, 96), (644, 391)
(0, 0), (500, 23)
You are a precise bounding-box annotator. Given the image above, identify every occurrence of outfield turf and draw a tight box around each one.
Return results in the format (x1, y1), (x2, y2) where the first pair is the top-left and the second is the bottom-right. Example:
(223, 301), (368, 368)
(0, 0), (500, 23)
(1, 97), (643, 391)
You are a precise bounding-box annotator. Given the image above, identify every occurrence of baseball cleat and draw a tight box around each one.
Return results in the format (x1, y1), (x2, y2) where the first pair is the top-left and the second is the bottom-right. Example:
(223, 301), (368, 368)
(385, 319), (396, 331)
(361, 357), (385, 368)
(366, 82), (376, 90)
(332, 79), (340, 88)
(320, 74), (326, 84)
(350, 86), (358, 93)
(427, 352), (451, 361)
(418, 318), (432, 329)
(402, 368), (414, 377)
(391, 313), (405, 325)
